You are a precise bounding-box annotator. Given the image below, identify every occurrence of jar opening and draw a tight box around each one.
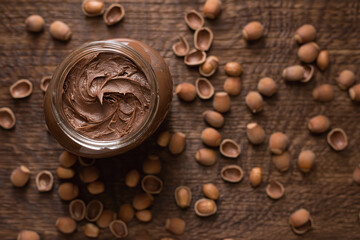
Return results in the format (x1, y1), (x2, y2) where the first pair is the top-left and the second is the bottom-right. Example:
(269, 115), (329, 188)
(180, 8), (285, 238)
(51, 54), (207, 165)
(48, 40), (159, 151)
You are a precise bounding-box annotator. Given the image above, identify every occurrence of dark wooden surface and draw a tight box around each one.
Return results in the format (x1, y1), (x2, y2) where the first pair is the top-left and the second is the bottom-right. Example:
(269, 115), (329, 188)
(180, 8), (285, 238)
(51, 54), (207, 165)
(1, 0), (360, 239)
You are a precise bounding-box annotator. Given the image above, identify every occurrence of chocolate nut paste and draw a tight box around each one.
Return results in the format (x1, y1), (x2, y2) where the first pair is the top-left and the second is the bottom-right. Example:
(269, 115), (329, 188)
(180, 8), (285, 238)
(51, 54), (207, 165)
(62, 52), (151, 140)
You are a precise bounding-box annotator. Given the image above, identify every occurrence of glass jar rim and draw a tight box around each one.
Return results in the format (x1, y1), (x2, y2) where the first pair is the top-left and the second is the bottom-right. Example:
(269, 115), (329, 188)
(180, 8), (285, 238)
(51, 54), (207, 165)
(48, 40), (159, 151)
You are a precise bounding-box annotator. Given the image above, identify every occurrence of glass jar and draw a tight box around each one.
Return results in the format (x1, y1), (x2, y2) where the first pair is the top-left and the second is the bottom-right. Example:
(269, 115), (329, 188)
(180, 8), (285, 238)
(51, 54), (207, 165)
(44, 39), (173, 158)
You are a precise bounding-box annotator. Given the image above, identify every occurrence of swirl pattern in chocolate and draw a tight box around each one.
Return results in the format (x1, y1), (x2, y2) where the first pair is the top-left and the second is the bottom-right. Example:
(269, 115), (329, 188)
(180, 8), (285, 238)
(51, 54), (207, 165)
(62, 52), (151, 141)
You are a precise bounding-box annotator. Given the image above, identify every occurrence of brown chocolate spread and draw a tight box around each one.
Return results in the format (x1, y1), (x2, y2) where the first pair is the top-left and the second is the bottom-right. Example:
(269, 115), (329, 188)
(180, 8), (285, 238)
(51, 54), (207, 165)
(62, 52), (151, 141)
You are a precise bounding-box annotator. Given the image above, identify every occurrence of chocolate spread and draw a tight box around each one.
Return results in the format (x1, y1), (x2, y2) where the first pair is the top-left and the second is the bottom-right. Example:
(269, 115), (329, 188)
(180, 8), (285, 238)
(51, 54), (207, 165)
(62, 52), (151, 141)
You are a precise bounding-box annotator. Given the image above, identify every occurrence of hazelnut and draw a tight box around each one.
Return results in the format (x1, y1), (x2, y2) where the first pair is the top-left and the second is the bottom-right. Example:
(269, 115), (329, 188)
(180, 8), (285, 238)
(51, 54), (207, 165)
(25, 15), (44, 32)
(10, 165), (30, 187)
(87, 181), (105, 195)
(165, 217), (186, 235)
(79, 166), (100, 183)
(213, 92), (231, 113)
(257, 77), (278, 96)
(337, 70), (355, 90)
(294, 24), (316, 44)
(175, 186), (192, 208)
(242, 21), (264, 41)
(17, 230), (40, 240)
(142, 154), (161, 174)
(103, 3), (125, 26)
(69, 199), (86, 221)
(157, 131), (171, 147)
(245, 91), (263, 113)
(40, 76), (51, 93)
(269, 132), (289, 155)
(175, 83), (196, 102)
(219, 139), (241, 158)
(289, 208), (313, 235)
(49, 21), (72, 41)
(82, 0), (105, 17)
(118, 204), (134, 223)
(199, 56), (219, 77)
(56, 217), (77, 234)
(59, 151), (77, 168)
(352, 164), (360, 184)
(125, 169), (140, 188)
(203, 0), (221, 19)
(203, 110), (224, 128)
(249, 167), (262, 187)
(298, 150), (315, 173)
(0, 107), (16, 129)
(109, 220), (128, 238)
(84, 223), (99, 238)
(308, 115), (330, 133)
(86, 199), (104, 222)
(132, 193), (154, 210)
(312, 84), (334, 102)
(316, 50), (330, 71)
(202, 183), (219, 200)
(194, 198), (217, 217)
(201, 127), (222, 147)
(224, 62), (242, 77)
(135, 210), (152, 223)
(195, 148), (217, 166)
(246, 122), (266, 145)
(272, 152), (290, 172)
(58, 182), (79, 201)
(168, 132), (186, 155)
(349, 83), (360, 102)
(282, 65), (305, 82)
(224, 77), (242, 96)
(297, 42), (320, 63)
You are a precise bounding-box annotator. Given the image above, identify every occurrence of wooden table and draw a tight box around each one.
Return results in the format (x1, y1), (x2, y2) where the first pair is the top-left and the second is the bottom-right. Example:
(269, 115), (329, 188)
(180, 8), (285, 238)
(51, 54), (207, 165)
(1, 0), (360, 239)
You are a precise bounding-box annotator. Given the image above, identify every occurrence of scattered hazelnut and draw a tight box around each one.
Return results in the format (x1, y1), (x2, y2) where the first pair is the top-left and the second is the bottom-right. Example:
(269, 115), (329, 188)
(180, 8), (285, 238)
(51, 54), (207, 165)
(0, 107), (16, 129)
(201, 127), (222, 147)
(257, 77), (278, 96)
(289, 208), (313, 235)
(87, 181), (105, 195)
(327, 128), (348, 151)
(49, 21), (72, 41)
(56, 217), (77, 234)
(82, 0), (105, 17)
(86, 199), (104, 222)
(69, 199), (86, 221)
(175, 83), (196, 102)
(35, 170), (54, 192)
(10, 165), (30, 187)
(79, 166), (99, 183)
(308, 115), (330, 133)
(118, 203), (134, 223)
(165, 217), (186, 235)
(25, 15), (44, 32)
(203, 110), (224, 128)
(294, 24), (316, 44)
(316, 50), (330, 71)
(312, 84), (334, 102)
(213, 92), (231, 113)
(224, 62), (242, 77)
(132, 193), (154, 210)
(125, 169), (140, 188)
(199, 56), (219, 77)
(203, 0), (221, 19)
(175, 186), (192, 208)
(297, 42), (320, 63)
(184, 10), (204, 30)
(58, 182), (79, 201)
(352, 164), (360, 184)
(242, 21), (264, 41)
(142, 154), (161, 174)
(136, 210), (152, 222)
(10, 79), (33, 99)
(349, 83), (360, 101)
(246, 122), (266, 145)
(103, 3), (125, 26)
(59, 151), (77, 168)
(282, 65), (314, 83)
(245, 91), (263, 113)
(195, 148), (217, 166)
(337, 70), (355, 90)
(272, 152), (290, 172)
(249, 167), (262, 187)
(219, 139), (241, 158)
(17, 230), (40, 240)
(269, 132), (289, 155)
(202, 183), (219, 200)
(84, 223), (99, 238)
(266, 180), (285, 200)
(224, 77), (242, 96)
(168, 132), (186, 155)
(194, 198), (217, 217)
(298, 150), (315, 173)
(157, 131), (171, 147)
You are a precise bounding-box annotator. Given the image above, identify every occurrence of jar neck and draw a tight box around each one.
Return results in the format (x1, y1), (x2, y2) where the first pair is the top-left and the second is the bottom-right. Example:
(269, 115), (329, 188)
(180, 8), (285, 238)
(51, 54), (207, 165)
(48, 40), (159, 152)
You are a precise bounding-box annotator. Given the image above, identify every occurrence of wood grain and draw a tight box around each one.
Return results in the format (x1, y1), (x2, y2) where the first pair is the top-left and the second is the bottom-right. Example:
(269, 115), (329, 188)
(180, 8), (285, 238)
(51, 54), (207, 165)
(1, 0), (360, 239)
